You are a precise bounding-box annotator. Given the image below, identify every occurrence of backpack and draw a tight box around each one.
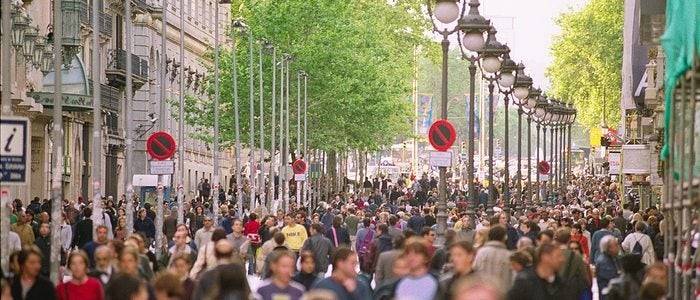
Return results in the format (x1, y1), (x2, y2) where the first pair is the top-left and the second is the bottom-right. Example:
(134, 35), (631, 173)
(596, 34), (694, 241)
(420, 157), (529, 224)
(631, 235), (644, 256)
(358, 230), (374, 256)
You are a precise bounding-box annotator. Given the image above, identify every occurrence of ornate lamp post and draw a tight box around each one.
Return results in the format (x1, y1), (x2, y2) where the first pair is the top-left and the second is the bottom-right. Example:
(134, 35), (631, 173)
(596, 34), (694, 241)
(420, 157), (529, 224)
(496, 51), (516, 205)
(22, 26), (38, 62)
(456, 0), (490, 220)
(59, 0), (84, 62)
(11, 8), (28, 49)
(533, 94), (549, 203)
(476, 27), (507, 212)
(426, 0), (464, 245)
(511, 64), (532, 210)
(523, 88), (539, 207)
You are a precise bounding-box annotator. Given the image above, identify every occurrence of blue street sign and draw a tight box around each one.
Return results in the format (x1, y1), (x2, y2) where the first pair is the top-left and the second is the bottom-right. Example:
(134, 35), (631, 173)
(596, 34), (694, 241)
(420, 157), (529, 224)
(0, 116), (29, 185)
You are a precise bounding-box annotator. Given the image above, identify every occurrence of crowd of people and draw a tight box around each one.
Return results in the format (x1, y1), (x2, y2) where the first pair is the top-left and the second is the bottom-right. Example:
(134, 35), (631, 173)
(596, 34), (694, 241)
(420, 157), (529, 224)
(1, 172), (688, 300)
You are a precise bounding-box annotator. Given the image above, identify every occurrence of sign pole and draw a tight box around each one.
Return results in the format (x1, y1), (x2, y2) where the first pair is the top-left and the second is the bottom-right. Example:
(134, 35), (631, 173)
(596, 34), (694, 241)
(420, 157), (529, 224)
(91, 0), (104, 239)
(158, 0), (168, 260)
(124, 0), (135, 234)
(177, 0), (185, 225)
(212, 0), (221, 224)
(0, 0), (12, 274)
(248, 29), (255, 212)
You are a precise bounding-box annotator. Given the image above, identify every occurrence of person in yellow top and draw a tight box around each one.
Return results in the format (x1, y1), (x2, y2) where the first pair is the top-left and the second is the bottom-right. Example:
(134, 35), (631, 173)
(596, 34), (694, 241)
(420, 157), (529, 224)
(12, 212), (35, 248)
(281, 214), (308, 253)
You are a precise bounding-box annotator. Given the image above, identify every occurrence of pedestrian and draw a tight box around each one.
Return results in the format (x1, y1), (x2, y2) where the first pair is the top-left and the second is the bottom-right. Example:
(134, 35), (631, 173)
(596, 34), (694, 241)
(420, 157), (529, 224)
(439, 240), (477, 300)
(88, 246), (116, 286)
(56, 251), (103, 300)
(621, 221), (655, 265)
(190, 228), (228, 278)
(312, 247), (372, 300)
(292, 251), (322, 291)
(326, 216), (351, 249)
(12, 212), (36, 249)
(384, 237), (442, 300)
(256, 250), (306, 300)
(193, 240), (251, 299)
(507, 242), (567, 300)
(83, 225), (110, 267)
(373, 235), (405, 287)
(133, 208), (155, 243)
(301, 223), (333, 275)
(153, 271), (185, 300)
(33, 222), (51, 278)
(10, 247), (56, 300)
(168, 254), (195, 300)
(281, 214), (308, 255)
(473, 225), (513, 288)
(595, 235), (621, 300)
(602, 254), (645, 300)
(193, 215), (215, 250)
(103, 273), (148, 300)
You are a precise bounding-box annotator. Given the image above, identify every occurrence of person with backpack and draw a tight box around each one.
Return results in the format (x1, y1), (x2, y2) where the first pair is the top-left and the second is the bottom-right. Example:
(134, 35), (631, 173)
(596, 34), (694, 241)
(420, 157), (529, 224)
(361, 224), (393, 279)
(554, 228), (592, 299)
(354, 218), (375, 269)
(621, 221), (656, 265)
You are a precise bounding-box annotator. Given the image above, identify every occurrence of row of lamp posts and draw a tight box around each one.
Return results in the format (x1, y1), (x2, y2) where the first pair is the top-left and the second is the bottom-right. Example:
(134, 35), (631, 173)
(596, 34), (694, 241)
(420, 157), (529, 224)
(427, 0), (577, 244)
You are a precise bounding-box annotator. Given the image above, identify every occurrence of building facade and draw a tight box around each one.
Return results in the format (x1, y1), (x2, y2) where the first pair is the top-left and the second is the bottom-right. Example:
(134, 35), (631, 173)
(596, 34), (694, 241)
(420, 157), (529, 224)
(2, 0), (234, 204)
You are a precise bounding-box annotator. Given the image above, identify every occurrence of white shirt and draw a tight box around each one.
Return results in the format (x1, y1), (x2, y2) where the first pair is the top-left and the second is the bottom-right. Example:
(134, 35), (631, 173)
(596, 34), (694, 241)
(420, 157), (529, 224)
(61, 223), (73, 252)
(8, 231), (21, 253)
(621, 231), (655, 265)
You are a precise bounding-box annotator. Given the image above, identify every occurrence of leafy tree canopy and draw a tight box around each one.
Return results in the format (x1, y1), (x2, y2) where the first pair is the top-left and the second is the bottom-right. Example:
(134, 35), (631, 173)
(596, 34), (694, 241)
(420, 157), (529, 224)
(181, 0), (433, 153)
(547, 0), (623, 130)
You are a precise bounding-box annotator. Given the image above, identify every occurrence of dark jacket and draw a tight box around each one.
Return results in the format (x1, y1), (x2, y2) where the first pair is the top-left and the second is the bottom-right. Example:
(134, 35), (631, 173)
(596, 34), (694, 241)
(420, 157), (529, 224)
(302, 234), (333, 274)
(362, 233), (393, 273)
(134, 217), (156, 240)
(325, 226), (351, 248)
(74, 218), (93, 249)
(407, 215), (425, 233)
(11, 275), (56, 300)
(34, 235), (51, 278)
(505, 225), (520, 250)
(507, 268), (567, 300)
(595, 253), (620, 297)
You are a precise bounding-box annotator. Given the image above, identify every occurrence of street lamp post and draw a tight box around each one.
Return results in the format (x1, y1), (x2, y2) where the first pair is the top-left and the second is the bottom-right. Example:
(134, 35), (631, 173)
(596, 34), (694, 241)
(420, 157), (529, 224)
(476, 27), (507, 213)
(523, 88), (539, 207)
(426, 0), (463, 246)
(496, 52), (517, 205)
(231, 20), (245, 217)
(511, 64), (532, 210)
(456, 0), (490, 223)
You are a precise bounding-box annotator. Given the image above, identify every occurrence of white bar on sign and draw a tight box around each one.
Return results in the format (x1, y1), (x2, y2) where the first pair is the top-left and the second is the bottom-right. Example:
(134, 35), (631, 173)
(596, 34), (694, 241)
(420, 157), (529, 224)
(429, 151), (452, 167)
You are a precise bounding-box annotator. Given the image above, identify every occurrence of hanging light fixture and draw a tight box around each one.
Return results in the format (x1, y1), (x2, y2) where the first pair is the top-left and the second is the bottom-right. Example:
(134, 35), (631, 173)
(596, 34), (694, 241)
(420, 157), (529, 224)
(41, 43), (53, 74)
(22, 26), (38, 61)
(477, 26), (507, 74)
(32, 36), (45, 68)
(11, 8), (28, 49)
(497, 49), (517, 88)
(60, 0), (85, 63)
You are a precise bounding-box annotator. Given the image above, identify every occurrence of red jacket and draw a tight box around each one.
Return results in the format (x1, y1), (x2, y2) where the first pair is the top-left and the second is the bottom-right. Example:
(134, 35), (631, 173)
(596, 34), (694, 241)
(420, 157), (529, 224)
(244, 220), (261, 236)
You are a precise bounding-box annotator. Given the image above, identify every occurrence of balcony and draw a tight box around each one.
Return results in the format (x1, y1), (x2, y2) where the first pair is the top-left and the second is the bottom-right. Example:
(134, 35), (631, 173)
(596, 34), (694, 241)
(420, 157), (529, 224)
(79, 3), (113, 37)
(105, 49), (149, 90)
(28, 81), (121, 113)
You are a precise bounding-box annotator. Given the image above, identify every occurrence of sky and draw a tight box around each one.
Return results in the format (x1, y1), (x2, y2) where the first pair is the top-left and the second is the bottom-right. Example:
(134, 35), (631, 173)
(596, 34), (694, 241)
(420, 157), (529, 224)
(437, 0), (589, 90)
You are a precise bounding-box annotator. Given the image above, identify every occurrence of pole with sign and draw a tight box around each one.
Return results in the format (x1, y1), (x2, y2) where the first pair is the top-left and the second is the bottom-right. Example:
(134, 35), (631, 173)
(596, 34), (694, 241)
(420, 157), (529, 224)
(293, 159), (306, 207)
(0, 116), (29, 273)
(428, 119), (456, 246)
(146, 131), (176, 258)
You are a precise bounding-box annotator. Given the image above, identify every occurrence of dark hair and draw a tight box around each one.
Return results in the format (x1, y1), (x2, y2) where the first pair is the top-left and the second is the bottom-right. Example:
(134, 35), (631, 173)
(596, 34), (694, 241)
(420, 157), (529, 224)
(299, 251), (315, 265)
(421, 227), (434, 237)
(393, 235), (406, 249)
(215, 263), (250, 299)
(362, 218), (371, 228)
(402, 237), (431, 263)
(273, 232), (286, 245)
(333, 216), (342, 228)
(310, 223), (324, 235)
(389, 215), (398, 226)
(600, 217), (610, 229)
(212, 228), (227, 242)
(377, 223), (388, 234)
(170, 253), (192, 266)
(510, 250), (533, 267)
(105, 273), (144, 300)
(634, 221), (646, 232)
(331, 247), (355, 269)
(487, 225), (507, 242)
(249, 213), (258, 221)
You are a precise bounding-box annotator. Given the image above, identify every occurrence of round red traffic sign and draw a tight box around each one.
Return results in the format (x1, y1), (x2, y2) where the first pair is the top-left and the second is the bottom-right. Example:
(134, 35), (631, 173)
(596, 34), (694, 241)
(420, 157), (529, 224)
(428, 119), (456, 152)
(292, 159), (307, 174)
(146, 131), (177, 160)
(538, 161), (550, 175)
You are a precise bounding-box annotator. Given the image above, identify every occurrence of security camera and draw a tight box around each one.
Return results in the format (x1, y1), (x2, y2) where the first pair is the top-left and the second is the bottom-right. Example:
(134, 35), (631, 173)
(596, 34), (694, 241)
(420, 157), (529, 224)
(148, 113), (158, 124)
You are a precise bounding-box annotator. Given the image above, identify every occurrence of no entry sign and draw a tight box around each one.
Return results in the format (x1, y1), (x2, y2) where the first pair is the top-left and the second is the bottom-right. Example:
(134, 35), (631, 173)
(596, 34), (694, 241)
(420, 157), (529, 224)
(147, 131), (177, 160)
(428, 119), (456, 152)
(538, 161), (550, 175)
(292, 159), (307, 175)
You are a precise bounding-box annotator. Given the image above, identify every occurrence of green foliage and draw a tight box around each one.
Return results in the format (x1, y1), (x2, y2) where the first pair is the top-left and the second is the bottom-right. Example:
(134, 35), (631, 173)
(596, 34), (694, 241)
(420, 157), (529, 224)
(547, 0), (623, 130)
(181, 0), (432, 152)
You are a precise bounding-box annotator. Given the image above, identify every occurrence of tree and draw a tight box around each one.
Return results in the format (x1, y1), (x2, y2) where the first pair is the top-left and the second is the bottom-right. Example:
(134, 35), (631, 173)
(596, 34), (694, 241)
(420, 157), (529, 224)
(180, 0), (434, 154)
(546, 0), (623, 130)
